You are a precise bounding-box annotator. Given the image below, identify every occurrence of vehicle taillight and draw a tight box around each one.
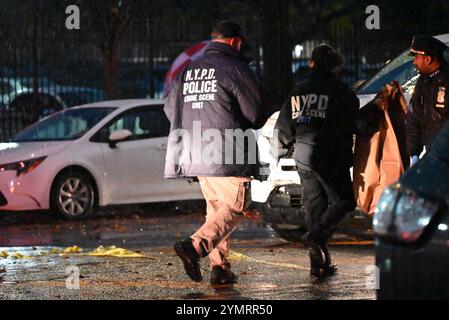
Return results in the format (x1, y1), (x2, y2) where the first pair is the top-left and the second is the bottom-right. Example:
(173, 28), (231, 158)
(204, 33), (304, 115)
(373, 185), (441, 243)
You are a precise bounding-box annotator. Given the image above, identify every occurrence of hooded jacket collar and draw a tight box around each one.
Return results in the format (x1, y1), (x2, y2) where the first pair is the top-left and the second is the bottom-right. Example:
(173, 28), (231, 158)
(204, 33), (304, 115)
(307, 68), (337, 80)
(204, 41), (247, 62)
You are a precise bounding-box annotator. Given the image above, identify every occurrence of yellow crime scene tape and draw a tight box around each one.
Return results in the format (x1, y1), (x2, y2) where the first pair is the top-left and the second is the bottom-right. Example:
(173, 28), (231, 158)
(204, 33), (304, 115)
(228, 239), (373, 279)
(0, 245), (148, 260)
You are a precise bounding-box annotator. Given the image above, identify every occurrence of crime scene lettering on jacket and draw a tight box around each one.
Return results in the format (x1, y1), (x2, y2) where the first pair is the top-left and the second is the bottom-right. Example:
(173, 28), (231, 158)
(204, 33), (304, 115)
(183, 68), (218, 109)
(291, 94), (329, 123)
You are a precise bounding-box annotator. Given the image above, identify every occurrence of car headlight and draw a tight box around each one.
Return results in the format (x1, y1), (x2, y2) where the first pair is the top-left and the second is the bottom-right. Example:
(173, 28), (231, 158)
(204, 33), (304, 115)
(0, 156), (47, 177)
(373, 184), (440, 243)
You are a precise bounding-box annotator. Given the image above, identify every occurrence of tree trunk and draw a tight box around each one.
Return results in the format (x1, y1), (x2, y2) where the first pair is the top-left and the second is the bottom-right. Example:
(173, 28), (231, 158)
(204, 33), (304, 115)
(103, 47), (118, 99)
(31, 0), (41, 124)
(89, 3), (129, 100)
(102, 8), (122, 100)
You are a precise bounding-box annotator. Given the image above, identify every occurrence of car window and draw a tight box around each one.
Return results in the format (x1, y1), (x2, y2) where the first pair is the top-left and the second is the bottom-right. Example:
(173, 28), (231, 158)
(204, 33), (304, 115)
(12, 107), (116, 142)
(94, 105), (170, 142)
(358, 47), (449, 95)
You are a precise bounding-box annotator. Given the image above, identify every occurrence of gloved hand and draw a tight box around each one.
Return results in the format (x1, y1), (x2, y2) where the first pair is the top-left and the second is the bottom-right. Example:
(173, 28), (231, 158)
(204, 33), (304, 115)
(410, 155), (419, 166)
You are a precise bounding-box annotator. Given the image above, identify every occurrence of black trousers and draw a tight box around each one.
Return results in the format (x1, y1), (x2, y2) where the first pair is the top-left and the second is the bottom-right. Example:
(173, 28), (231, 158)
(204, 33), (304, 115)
(298, 166), (356, 244)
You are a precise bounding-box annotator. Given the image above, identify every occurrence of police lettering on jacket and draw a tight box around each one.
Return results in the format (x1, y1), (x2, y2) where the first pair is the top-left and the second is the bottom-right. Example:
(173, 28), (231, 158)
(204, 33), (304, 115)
(183, 68), (218, 109)
(291, 94), (329, 123)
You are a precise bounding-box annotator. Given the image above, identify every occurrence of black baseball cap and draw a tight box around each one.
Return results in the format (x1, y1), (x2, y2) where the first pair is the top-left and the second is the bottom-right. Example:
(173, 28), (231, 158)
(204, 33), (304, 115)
(409, 35), (448, 58)
(211, 21), (249, 41)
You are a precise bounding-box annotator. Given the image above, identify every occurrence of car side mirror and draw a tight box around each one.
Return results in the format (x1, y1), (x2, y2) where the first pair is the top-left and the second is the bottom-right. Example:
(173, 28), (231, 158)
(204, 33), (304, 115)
(108, 129), (132, 149)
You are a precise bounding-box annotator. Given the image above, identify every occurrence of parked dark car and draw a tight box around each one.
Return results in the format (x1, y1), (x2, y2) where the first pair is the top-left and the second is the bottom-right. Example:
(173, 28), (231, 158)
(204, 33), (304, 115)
(374, 120), (449, 300)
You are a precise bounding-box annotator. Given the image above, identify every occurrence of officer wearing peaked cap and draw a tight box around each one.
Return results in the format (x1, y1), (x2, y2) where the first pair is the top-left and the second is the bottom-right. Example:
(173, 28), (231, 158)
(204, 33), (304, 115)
(407, 35), (449, 165)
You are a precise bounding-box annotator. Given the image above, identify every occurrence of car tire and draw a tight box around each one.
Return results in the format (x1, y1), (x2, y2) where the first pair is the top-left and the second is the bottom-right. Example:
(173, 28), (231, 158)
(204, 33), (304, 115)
(254, 200), (308, 243)
(271, 226), (308, 243)
(51, 171), (95, 220)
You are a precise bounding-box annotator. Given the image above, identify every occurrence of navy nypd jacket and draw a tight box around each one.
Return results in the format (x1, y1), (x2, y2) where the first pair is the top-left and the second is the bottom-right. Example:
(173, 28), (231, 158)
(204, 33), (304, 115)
(164, 42), (268, 178)
(274, 69), (380, 172)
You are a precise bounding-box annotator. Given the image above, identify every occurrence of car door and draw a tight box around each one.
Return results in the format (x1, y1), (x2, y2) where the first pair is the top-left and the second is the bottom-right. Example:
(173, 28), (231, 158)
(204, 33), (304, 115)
(92, 104), (200, 204)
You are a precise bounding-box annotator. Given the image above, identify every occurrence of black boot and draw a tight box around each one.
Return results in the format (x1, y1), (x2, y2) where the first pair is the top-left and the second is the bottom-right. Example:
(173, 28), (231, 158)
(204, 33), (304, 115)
(319, 241), (338, 276)
(309, 245), (326, 278)
(318, 227), (339, 276)
(174, 238), (203, 282)
(210, 266), (238, 285)
(302, 233), (326, 278)
(302, 232), (337, 279)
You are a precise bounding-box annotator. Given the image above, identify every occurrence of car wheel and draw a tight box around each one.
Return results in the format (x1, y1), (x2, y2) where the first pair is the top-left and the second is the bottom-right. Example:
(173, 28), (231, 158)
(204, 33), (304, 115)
(51, 171), (95, 220)
(254, 200), (308, 243)
(271, 226), (308, 243)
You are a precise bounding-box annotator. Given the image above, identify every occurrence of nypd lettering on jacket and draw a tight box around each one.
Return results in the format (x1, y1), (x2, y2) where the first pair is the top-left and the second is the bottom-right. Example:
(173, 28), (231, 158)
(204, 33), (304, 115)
(183, 68), (218, 109)
(291, 94), (329, 122)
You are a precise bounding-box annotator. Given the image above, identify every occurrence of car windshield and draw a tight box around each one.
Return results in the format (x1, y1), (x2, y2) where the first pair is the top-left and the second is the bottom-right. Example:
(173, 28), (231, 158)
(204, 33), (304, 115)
(12, 107), (116, 142)
(358, 46), (449, 95)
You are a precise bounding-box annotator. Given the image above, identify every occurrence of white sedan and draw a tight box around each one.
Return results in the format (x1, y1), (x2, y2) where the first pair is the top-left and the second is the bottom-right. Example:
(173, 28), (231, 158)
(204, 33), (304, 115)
(0, 99), (203, 219)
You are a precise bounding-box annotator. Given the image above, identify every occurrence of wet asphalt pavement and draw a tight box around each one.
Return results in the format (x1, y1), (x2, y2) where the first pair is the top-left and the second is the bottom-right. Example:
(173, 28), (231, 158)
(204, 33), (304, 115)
(0, 203), (376, 300)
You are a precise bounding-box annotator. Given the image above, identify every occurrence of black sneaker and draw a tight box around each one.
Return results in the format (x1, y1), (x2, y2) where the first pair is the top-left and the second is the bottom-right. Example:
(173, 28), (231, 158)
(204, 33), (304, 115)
(174, 239), (203, 282)
(210, 266), (238, 285)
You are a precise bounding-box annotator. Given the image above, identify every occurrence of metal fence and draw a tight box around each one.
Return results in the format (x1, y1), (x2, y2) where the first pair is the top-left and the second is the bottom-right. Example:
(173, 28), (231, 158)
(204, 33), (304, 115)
(1, 1), (448, 142)
(0, 4), (212, 141)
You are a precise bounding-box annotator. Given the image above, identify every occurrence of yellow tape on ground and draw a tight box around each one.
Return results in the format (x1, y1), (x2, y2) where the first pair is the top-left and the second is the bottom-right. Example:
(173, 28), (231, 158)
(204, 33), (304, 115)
(330, 240), (374, 246)
(86, 246), (146, 258)
(229, 250), (310, 271)
(0, 245), (146, 260)
(228, 249), (368, 278)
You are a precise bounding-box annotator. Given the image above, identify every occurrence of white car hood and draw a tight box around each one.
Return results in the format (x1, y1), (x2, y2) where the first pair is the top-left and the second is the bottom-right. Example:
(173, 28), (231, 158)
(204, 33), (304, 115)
(358, 94), (376, 108)
(0, 141), (72, 164)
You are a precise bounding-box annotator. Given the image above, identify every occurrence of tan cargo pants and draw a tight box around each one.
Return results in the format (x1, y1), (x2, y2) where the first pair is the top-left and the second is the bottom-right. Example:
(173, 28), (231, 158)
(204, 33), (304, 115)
(191, 176), (252, 270)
